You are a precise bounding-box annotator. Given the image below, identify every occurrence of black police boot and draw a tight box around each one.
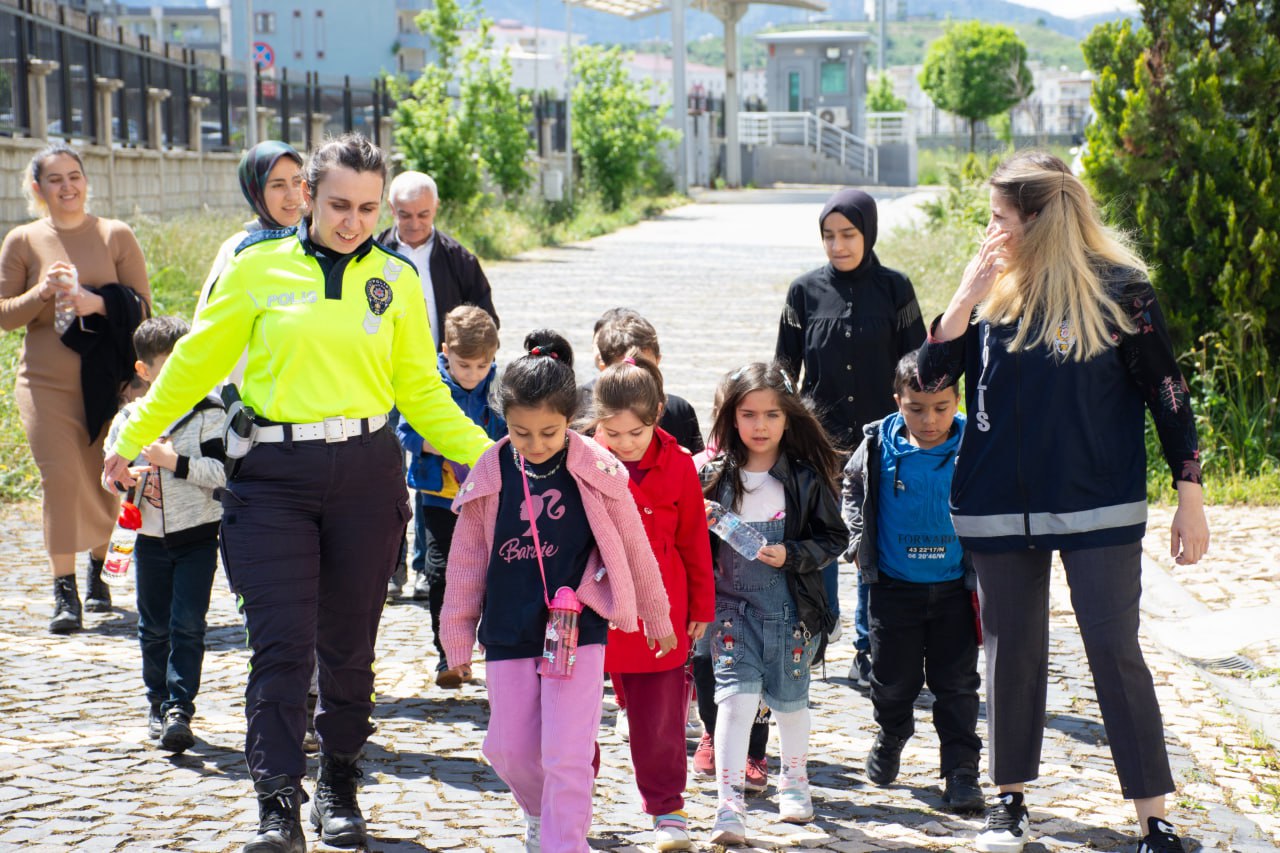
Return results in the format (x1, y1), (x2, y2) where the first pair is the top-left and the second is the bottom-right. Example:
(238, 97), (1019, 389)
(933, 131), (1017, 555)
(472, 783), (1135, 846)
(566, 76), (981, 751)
(84, 554), (112, 613)
(310, 751), (368, 847)
(244, 775), (306, 853)
(49, 575), (83, 634)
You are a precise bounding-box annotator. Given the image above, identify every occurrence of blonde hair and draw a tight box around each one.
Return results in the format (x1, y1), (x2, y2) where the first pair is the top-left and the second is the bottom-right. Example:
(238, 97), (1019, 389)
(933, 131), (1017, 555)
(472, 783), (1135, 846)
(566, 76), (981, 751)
(24, 143), (89, 218)
(980, 151), (1143, 361)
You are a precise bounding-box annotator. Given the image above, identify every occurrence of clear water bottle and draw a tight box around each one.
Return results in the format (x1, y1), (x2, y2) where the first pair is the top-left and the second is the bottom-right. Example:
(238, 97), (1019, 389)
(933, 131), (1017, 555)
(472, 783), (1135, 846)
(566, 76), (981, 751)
(706, 500), (768, 559)
(102, 500), (142, 588)
(52, 266), (80, 335)
(539, 586), (583, 680)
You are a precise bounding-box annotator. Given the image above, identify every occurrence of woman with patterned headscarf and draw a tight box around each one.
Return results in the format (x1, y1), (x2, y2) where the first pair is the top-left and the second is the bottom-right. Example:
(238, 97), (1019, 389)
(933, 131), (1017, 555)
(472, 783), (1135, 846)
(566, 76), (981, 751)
(196, 141), (304, 382)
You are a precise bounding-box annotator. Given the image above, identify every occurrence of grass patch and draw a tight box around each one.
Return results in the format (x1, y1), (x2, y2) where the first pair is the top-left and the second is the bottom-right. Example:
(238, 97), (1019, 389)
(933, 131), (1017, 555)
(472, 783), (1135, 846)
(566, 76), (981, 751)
(0, 193), (682, 503)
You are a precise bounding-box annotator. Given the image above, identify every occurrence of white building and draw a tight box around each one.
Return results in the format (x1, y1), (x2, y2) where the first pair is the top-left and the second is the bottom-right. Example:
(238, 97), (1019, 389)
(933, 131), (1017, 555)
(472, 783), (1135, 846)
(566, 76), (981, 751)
(880, 61), (1095, 139)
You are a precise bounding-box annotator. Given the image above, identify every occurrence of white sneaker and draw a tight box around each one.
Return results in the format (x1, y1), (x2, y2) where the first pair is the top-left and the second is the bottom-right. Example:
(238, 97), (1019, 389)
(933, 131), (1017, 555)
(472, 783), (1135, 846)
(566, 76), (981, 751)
(685, 698), (703, 741)
(524, 813), (541, 852)
(827, 620), (842, 643)
(653, 810), (693, 851)
(974, 792), (1030, 853)
(709, 801), (747, 846)
(615, 707), (629, 742)
(777, 776), (814, 823)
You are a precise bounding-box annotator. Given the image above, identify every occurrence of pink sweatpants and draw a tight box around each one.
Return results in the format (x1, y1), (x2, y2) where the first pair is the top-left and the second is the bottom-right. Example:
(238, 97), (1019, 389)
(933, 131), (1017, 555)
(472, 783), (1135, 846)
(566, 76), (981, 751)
(484, 643), (606, 853)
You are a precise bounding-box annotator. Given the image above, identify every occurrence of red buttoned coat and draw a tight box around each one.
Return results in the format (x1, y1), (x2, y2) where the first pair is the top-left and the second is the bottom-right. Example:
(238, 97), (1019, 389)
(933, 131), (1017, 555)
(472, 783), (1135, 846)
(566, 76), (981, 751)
(604, 427), (716, 673)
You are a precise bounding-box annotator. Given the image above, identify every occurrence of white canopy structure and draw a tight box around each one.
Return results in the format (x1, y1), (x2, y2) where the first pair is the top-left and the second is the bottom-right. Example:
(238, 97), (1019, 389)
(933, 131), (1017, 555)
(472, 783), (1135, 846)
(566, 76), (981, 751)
(567, 0), (827, 188)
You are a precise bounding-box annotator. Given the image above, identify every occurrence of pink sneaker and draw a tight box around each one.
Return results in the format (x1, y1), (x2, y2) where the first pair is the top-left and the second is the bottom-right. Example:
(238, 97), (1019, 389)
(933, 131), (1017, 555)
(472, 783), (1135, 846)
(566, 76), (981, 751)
(693, 732), (715, 777)
(745, 756), (768, 792)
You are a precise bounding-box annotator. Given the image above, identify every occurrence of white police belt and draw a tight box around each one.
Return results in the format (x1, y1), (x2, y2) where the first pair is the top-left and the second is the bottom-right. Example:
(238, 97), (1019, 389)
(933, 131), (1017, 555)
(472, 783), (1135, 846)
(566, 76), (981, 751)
(252, 414), (389, 444)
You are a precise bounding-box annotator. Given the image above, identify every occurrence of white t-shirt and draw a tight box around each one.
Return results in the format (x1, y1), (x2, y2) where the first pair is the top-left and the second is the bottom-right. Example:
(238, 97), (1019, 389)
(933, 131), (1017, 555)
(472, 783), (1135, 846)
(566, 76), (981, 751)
(401, 233), (437, 344)
(738, 469), (786, 523)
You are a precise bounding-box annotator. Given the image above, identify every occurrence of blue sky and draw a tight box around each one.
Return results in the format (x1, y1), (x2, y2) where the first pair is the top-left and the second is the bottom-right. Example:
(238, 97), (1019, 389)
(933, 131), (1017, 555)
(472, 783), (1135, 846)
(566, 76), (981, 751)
(1010, 0), (1139, 17)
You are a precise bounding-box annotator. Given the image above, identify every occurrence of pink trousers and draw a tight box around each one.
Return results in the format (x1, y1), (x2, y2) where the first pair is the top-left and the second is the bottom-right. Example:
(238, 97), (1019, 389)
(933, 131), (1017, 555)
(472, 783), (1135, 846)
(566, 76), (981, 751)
(484, 643), (605, 853)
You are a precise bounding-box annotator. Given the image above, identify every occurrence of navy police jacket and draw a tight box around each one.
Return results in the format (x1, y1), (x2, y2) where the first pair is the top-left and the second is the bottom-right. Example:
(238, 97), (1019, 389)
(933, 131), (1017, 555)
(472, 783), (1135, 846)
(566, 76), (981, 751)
(917, 268), (1200, 554)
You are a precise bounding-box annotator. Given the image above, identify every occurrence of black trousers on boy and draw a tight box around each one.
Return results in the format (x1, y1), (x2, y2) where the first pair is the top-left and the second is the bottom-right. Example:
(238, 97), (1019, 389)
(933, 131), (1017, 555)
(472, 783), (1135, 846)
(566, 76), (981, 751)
(868, 575), (981, 777)
(418, 503), (457, 670)
(220, 425), (409, 783)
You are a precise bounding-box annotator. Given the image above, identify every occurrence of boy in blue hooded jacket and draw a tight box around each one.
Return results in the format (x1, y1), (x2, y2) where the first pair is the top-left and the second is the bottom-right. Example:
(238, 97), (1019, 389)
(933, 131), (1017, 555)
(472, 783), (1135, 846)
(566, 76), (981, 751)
(397, 305), (506, 687)
(841, 351), (983, 813)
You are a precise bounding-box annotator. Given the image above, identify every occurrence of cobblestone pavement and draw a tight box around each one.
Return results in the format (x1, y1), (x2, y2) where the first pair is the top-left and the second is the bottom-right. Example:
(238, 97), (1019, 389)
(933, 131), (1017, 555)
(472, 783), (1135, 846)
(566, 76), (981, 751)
(2, 191), (1278, 852)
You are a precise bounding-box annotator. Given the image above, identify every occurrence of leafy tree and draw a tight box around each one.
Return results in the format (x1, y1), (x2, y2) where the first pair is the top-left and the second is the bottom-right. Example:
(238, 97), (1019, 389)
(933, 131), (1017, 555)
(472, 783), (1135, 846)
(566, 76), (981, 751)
(919, 21), (1033, 152)
(1083, 1), (1280, 356)
(866, 75), (906, 112)
(390, 0), (532, 205)
(571, 46), (675, 211)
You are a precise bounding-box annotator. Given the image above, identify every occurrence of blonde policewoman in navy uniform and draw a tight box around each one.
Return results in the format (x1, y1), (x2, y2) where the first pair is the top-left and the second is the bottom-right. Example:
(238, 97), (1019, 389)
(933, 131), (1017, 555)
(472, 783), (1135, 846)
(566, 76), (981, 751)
(105, 134), (491, 853)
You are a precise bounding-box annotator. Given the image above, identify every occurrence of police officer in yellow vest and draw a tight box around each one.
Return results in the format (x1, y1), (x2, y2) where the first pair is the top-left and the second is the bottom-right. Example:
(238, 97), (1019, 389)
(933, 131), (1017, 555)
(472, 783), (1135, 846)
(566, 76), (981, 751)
(105, 134), (491, 853)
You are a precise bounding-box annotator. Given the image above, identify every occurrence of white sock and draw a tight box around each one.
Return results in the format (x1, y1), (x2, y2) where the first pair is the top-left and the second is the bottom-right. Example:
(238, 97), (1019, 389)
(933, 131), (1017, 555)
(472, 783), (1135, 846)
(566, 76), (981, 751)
(714, 691), (758, 806)
(775, 706), (810, 784)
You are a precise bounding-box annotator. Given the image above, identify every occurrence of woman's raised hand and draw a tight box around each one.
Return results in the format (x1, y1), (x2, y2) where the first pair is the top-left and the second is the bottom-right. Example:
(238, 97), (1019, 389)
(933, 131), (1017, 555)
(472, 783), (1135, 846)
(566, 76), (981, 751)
(935, 224), (1010, 342)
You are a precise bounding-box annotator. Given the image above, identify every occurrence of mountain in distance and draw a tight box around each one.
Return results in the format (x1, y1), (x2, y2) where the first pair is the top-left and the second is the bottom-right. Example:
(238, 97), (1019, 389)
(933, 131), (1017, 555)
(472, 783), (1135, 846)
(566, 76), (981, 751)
(470, 0), (1136, 43)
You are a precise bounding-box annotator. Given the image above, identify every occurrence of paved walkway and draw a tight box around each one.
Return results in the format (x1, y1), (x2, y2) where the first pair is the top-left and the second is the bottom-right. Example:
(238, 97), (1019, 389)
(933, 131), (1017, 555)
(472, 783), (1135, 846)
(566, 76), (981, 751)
(2, 191), (1278, 852)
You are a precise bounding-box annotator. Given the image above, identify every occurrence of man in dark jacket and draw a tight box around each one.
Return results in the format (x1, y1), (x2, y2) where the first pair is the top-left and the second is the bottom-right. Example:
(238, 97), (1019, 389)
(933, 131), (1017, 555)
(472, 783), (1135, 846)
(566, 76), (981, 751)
(375, 171), (499, 348)
(377, 171), (500, 602)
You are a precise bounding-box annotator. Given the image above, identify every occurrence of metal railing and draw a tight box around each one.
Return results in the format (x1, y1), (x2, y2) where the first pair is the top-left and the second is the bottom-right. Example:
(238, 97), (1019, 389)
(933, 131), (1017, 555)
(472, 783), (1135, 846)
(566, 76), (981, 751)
(738, 111), (877, 182)
(866, 111), (914, 146)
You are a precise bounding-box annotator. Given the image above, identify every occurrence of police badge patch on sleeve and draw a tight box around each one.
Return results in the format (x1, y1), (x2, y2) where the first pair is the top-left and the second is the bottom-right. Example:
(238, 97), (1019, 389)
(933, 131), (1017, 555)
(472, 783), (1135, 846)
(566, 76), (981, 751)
(364, 277), (393, 334)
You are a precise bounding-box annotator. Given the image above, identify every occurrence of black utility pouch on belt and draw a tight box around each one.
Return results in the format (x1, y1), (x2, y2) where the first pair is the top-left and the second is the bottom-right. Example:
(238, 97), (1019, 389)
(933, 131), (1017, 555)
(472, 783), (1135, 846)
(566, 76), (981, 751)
(220, 384), (256, 479)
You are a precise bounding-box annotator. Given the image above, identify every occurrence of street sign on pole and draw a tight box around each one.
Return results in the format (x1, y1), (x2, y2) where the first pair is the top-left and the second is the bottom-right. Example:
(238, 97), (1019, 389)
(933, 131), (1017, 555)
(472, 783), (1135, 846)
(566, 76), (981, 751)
(253, 41), (275, 70)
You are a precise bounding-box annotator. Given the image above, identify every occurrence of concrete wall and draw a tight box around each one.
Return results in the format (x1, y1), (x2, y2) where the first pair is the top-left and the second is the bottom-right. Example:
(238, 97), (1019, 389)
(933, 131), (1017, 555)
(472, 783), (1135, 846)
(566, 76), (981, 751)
(1, 139), (243, 231)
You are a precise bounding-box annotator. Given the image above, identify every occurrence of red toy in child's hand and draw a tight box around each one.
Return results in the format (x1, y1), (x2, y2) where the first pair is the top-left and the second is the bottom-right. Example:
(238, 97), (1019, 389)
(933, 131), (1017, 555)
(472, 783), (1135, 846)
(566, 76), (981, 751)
(118, 501), (142, 531)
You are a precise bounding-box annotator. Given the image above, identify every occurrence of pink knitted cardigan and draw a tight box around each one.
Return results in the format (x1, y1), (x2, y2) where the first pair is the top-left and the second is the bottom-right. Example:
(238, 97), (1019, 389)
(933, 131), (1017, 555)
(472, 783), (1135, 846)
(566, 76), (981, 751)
(441, 431), (674, 670)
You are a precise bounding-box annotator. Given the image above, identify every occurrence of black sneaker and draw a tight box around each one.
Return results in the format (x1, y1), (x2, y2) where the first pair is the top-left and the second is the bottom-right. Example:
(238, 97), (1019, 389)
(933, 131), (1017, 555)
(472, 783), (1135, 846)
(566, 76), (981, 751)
(49, 575), (82, 634)
(1137, 817), (1186, 853)
(147, 704), (164, 740)
(849, 650), (872, 691)
(975, 791), (1030, 853)
(941, 767), (984, 813)
(84, 555), (111, 613)
(865, 731), (906, 787)
(160, 709), (196, 753)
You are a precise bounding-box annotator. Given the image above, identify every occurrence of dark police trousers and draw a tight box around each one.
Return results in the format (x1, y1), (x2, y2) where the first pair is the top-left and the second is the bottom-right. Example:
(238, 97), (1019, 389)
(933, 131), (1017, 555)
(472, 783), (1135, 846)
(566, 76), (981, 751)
(220, 424), (409, 782)
(868, 575), (982, 777)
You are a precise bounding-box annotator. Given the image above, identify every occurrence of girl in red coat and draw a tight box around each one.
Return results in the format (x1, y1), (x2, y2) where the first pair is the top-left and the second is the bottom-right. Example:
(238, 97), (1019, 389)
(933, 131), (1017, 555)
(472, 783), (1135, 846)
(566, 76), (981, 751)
(591, 353), (716, 851)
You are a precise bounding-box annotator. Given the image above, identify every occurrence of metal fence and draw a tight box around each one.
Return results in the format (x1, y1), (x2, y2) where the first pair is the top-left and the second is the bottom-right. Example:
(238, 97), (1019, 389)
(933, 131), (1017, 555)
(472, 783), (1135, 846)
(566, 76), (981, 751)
(0, 0), (393, 152)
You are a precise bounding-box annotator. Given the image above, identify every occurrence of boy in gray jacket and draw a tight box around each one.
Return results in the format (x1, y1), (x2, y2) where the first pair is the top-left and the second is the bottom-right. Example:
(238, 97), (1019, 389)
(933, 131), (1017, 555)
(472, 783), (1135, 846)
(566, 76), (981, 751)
(105, 316), (225, 754)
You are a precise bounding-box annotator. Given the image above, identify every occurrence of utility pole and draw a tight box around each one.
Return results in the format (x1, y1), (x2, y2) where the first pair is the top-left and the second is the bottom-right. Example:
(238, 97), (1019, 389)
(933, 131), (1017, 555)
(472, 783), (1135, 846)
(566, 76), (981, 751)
(245, 0), (258, 148)
(877, 0), (887, 73)
(564, 2), (574, 205)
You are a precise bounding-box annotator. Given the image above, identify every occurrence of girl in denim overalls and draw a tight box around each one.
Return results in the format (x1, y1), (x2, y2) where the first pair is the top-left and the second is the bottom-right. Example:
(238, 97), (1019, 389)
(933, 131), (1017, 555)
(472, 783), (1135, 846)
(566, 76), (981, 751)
(698, 362), (848, 846)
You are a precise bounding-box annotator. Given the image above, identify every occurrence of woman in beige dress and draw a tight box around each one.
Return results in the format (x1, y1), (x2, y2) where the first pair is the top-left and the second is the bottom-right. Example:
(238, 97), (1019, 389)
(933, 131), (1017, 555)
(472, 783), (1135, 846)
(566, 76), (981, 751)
(0, 143), (151, 633)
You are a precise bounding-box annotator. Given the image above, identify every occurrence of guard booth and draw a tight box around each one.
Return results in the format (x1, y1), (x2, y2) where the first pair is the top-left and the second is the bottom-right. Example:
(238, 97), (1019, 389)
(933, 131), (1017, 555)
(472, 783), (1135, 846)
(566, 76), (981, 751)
(759, 31), (872, 137)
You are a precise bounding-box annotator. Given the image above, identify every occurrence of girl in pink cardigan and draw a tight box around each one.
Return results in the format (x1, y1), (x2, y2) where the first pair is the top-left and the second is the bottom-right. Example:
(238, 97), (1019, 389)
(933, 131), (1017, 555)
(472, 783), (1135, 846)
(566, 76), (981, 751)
(442, 330), (676, 853)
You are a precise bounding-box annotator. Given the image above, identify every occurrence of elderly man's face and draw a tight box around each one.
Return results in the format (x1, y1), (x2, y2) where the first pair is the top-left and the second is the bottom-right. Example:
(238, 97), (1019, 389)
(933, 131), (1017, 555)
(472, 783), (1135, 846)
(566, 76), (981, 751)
(392, 191), (439, 248)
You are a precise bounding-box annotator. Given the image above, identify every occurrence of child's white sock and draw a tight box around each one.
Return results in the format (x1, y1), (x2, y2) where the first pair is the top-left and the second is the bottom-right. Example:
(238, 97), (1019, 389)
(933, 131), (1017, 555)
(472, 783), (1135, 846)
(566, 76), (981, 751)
(775, 706), (811, 784)
(714, 691), (758, 806)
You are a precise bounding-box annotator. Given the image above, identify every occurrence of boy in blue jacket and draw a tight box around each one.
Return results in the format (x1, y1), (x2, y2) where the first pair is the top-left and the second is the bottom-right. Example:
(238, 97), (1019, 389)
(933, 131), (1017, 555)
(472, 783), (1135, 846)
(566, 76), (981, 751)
(841, 351), (983, 813)
(397, 305), (505, 687)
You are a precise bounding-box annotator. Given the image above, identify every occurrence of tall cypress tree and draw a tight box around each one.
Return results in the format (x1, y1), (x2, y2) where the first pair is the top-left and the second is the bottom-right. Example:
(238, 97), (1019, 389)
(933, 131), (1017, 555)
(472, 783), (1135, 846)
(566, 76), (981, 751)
(1083, 1), (1280, 354)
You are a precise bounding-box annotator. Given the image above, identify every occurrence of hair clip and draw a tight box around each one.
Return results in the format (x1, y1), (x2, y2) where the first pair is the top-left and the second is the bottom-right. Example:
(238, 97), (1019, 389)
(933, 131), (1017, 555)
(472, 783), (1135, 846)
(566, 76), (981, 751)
(529, 346), (559, 360)
(781, 374), (795, 395)
(730, 368), (745, 381)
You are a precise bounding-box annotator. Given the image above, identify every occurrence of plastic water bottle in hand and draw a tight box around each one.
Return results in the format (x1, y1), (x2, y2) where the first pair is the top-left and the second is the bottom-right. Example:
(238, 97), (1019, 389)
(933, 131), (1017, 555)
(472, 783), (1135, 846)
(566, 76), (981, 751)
(706, 500), (768, 559)
(52, 266), (80, 334)
(102, 500), (142, 588)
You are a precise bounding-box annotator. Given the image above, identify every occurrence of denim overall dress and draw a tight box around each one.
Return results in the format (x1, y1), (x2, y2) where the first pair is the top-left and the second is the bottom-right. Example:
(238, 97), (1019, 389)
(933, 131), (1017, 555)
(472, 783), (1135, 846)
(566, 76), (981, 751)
(708, 518), (820, 713)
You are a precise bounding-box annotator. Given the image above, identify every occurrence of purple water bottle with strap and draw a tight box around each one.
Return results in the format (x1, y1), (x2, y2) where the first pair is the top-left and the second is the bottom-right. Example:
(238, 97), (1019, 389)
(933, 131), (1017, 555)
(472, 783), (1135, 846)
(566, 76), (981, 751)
(540, 585), (583, 680)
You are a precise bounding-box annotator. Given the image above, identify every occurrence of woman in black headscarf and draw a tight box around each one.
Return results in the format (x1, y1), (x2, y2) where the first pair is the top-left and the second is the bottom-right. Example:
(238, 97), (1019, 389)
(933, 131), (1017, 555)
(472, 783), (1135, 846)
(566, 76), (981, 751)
(194, 141), (304, 386)
(774, 188), (926, 674)
(198, 141), (304, 307)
